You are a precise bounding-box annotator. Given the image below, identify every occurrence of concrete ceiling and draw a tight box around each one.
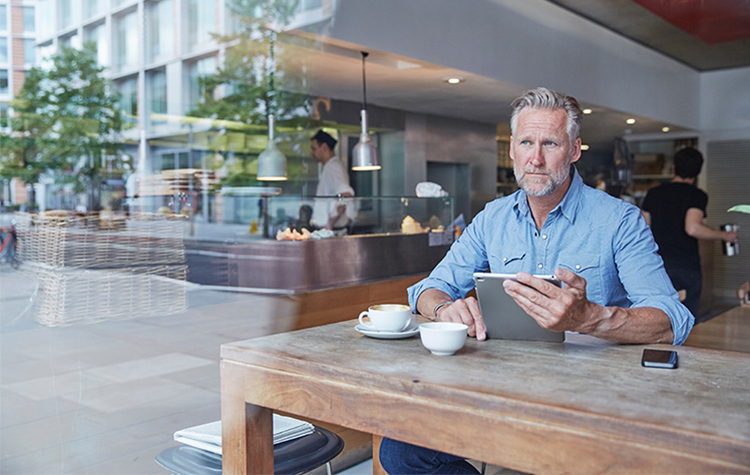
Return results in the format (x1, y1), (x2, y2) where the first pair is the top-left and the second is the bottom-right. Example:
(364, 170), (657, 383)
(545, 0), (750, 71)
(283, 35), (692, 153)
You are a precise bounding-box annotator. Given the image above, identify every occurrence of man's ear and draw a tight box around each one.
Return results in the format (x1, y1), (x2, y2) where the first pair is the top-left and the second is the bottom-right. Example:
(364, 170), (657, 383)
(570, 138), (582, 164)
(509, 136), (515, 162)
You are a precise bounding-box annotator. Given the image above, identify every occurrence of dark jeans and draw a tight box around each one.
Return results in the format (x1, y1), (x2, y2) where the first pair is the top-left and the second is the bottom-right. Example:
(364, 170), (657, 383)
(665, 265), (702, 318)
(379, 438), (480, 475)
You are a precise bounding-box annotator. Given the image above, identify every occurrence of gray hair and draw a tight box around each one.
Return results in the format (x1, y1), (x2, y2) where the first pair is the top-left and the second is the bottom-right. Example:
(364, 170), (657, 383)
(510, 87), (582, 145)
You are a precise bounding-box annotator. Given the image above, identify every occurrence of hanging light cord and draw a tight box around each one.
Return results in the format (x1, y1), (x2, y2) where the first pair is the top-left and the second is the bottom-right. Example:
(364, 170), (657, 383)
(361, 51), (368, 110)
(269, 31), (276, 118)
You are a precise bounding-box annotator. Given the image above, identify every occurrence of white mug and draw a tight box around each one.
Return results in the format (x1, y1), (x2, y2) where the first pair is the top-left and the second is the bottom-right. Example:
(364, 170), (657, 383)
(358, 304), (412, 332)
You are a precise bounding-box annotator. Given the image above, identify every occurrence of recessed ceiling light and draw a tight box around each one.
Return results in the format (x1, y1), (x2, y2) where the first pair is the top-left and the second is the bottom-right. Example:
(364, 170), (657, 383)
(626, 118), (636, 125)
(582, 109), (592, 115)
(445, 77), (464, 84)
(581, 144), (590, 151)
(662, 126), (670, 133)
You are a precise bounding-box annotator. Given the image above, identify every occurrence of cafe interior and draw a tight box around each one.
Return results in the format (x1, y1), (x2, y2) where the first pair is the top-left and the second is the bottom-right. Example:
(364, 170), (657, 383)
(1, 0), (749, 474)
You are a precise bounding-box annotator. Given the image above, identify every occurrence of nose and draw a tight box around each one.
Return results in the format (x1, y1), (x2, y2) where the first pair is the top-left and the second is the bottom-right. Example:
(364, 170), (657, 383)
(529, 144), (545, 168)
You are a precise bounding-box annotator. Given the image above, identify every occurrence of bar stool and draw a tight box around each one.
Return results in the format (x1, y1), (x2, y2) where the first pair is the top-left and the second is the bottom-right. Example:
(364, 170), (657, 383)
(155, 425), (344, 475)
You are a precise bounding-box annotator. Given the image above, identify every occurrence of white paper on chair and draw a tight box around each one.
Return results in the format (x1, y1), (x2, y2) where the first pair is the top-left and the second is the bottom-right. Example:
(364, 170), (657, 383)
(173, 415), (315, 455)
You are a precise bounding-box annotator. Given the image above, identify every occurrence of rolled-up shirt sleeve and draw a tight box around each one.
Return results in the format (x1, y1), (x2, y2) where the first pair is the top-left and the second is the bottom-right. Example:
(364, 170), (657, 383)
(613, 206), (694, 345)
(408, 210), (490, 313)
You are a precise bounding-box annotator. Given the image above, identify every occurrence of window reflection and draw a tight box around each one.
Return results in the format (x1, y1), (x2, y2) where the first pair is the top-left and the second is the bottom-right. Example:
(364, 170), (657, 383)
(148, 0), (174, 63)
(115, 10), (138, 71)
(185, 0), (215, 51)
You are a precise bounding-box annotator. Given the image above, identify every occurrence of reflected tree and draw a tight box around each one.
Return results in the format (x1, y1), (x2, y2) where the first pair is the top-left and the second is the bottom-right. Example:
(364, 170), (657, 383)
(187, 0), (313, 187)
(0, 43), (126, 210)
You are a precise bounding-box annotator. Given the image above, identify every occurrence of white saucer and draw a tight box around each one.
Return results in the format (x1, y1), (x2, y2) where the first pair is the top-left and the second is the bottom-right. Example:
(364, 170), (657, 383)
(355, 321), (420, 339)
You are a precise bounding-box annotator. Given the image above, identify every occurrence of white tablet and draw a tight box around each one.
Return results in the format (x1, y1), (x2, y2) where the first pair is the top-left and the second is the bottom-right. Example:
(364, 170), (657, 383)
(473, 272), (565, 342)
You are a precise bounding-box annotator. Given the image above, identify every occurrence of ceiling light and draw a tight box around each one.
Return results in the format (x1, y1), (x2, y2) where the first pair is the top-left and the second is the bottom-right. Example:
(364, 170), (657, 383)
(626, 118), (636, 125)
(352, 52), (381, 171)
(445, 77), (464, 84)
(662, 126), (670, 133)
(257, 32), (287, 181)
(580, 144), (590, 151)
(582, 109), (592, 115)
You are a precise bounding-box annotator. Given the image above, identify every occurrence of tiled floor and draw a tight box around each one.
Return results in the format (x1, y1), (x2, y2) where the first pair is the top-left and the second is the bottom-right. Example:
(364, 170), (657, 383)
(0, 265), (304, 475)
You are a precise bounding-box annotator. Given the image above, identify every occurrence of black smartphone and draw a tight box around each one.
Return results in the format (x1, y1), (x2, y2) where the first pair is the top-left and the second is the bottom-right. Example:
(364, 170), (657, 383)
(641, 349), (678, 369)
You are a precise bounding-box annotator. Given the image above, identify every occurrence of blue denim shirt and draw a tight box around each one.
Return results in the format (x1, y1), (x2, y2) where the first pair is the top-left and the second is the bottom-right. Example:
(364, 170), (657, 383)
(408, 168), (694, 345)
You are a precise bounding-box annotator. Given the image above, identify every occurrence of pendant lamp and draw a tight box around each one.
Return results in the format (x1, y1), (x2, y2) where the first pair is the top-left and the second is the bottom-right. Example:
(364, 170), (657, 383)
(257, 31), (288, 181)
(351, 52), (381, 171)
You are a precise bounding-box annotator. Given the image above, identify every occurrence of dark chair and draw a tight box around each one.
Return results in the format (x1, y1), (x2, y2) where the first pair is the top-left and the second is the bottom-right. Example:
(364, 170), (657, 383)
(155, 426), (344, 475)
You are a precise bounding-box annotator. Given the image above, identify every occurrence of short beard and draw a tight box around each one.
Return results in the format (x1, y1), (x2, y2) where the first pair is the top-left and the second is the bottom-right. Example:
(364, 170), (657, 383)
(515, 159), (571, 197)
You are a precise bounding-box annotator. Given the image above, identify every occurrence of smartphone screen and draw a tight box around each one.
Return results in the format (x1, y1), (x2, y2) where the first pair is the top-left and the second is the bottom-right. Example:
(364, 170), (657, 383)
(641, 349), (678, 369)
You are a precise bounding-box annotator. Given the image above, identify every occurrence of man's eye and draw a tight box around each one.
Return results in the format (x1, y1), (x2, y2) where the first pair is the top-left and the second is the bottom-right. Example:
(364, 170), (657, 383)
(520, 140), (530, 145)
(544, 141), (556, 146)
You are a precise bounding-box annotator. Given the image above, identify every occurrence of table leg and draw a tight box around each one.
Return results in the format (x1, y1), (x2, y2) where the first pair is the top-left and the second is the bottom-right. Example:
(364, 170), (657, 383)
(221, 360), (274, 474)
(372, 434), (387, 475)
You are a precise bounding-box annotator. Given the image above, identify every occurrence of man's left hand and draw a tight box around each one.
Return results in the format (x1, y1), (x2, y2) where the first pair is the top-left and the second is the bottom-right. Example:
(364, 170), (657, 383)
(502, 268), (602, 334)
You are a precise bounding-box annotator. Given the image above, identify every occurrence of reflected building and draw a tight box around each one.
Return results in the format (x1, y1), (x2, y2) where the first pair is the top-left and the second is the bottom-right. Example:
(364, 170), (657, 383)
(0, 0), (39, 206)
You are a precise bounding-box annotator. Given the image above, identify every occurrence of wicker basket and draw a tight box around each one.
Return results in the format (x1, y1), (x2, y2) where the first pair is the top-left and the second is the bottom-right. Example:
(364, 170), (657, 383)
(15, 212), (187, 269)
(15, 211), (190, 327)
(26, 263), (189, 327)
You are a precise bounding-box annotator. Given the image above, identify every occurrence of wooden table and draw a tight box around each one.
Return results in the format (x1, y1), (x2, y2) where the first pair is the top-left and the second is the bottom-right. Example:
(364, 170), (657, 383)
(685, 305), (750, 354)
(221, 320), (750, 474)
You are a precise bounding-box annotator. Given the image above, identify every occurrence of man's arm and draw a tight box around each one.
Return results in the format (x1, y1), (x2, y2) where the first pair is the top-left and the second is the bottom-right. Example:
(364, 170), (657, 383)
(685, 208), (737, 242)
(504, 269), (673, 344)
(416, 289), (487, 341)
(325, 192), (353, 230)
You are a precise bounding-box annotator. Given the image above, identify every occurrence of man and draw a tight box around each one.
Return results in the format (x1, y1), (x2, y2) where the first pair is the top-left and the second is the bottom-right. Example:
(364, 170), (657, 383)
(310, 130), (356, 232)
(379, 88), (693, 475)
(641, 147), (737, 318)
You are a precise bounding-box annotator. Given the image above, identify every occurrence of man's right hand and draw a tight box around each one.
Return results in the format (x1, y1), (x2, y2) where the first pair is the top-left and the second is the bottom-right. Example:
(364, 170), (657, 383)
(436, 297), (487, 341)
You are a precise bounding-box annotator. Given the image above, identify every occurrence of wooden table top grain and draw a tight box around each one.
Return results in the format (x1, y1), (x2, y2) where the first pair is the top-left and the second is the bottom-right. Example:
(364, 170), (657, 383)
(221, 319), (750, 474)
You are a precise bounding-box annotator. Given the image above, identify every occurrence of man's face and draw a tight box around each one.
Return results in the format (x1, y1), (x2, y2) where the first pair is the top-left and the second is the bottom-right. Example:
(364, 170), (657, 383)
(510, 108), (581, 197)
(310, 139), (328, 163)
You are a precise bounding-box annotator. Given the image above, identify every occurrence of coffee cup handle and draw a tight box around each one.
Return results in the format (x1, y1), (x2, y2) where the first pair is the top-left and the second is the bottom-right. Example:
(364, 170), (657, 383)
(359, 311), (375, 329)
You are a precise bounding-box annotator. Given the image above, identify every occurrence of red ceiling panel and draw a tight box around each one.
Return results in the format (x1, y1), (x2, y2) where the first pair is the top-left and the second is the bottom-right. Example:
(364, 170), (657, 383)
(630, 0), (750, 43)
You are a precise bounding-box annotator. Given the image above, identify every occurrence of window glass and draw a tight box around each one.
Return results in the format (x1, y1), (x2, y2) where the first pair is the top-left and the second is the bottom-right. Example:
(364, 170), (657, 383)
(115, 11), (138, 70)
(84, 0), (105, 19)
(0, 5), (6, 32)
(59, 0), (77, 29)
(117, 76), (138, 126)
(149, 68), (167, 126)
(85, 23), (108, 66)
(24, 39), (36, 63)
(38, 0), (54, 33)
(149, 0), (174, 62)
(0, 38), (7, 63)
(0, 69), (8, 94)
(186, 0), (215, 50)
(187, 56), (216, 107)
(23, 7), (35, 32)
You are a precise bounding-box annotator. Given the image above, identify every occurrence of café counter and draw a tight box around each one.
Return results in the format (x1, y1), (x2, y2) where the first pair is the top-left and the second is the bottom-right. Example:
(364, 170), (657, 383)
(185, 231), (453, 293)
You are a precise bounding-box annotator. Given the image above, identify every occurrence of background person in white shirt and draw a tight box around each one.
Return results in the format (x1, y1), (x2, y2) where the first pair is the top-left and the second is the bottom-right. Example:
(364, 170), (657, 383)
(310, 130), (356, 232)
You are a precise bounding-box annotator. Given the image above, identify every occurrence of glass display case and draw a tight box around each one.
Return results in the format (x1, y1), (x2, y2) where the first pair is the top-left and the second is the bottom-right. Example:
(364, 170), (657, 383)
(262, 195), (454, 239)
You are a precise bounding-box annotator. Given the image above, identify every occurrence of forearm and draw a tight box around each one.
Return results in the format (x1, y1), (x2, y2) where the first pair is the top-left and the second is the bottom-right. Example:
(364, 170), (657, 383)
(416, 289), (453, 318)
(585, 304), (674, 344)
(687, 222), (731, 241)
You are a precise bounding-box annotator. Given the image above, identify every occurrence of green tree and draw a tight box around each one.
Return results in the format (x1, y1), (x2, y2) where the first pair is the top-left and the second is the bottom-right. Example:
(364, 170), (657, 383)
(0, 43), (126, 210)
(187, 0), (312, 187)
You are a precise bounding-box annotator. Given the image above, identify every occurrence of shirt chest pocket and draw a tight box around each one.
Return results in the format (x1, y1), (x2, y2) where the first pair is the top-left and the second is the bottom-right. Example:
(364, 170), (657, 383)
(490, 249), (526, 274)
(557, 253), (602, 299)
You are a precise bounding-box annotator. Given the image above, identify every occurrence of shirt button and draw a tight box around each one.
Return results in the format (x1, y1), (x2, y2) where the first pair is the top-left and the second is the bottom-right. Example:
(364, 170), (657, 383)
(542, 234), (547, 239)
(538, 264), (543, 269)
(575, 264), (581, 270)
(503, 257), (508, 262)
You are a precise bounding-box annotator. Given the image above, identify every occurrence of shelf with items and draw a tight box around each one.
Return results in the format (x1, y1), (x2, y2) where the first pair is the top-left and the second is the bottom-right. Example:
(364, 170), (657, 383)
(496, 139), (518, 196)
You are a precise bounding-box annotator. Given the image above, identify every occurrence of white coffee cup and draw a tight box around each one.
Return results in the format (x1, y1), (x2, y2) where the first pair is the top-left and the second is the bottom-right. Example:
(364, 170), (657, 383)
(419, 322), (469, 356)
(358, 304), (413, 332)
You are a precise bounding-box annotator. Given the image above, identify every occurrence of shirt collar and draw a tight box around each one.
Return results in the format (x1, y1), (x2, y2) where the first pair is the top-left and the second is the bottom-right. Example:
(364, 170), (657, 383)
(513, 165), (583, 225)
